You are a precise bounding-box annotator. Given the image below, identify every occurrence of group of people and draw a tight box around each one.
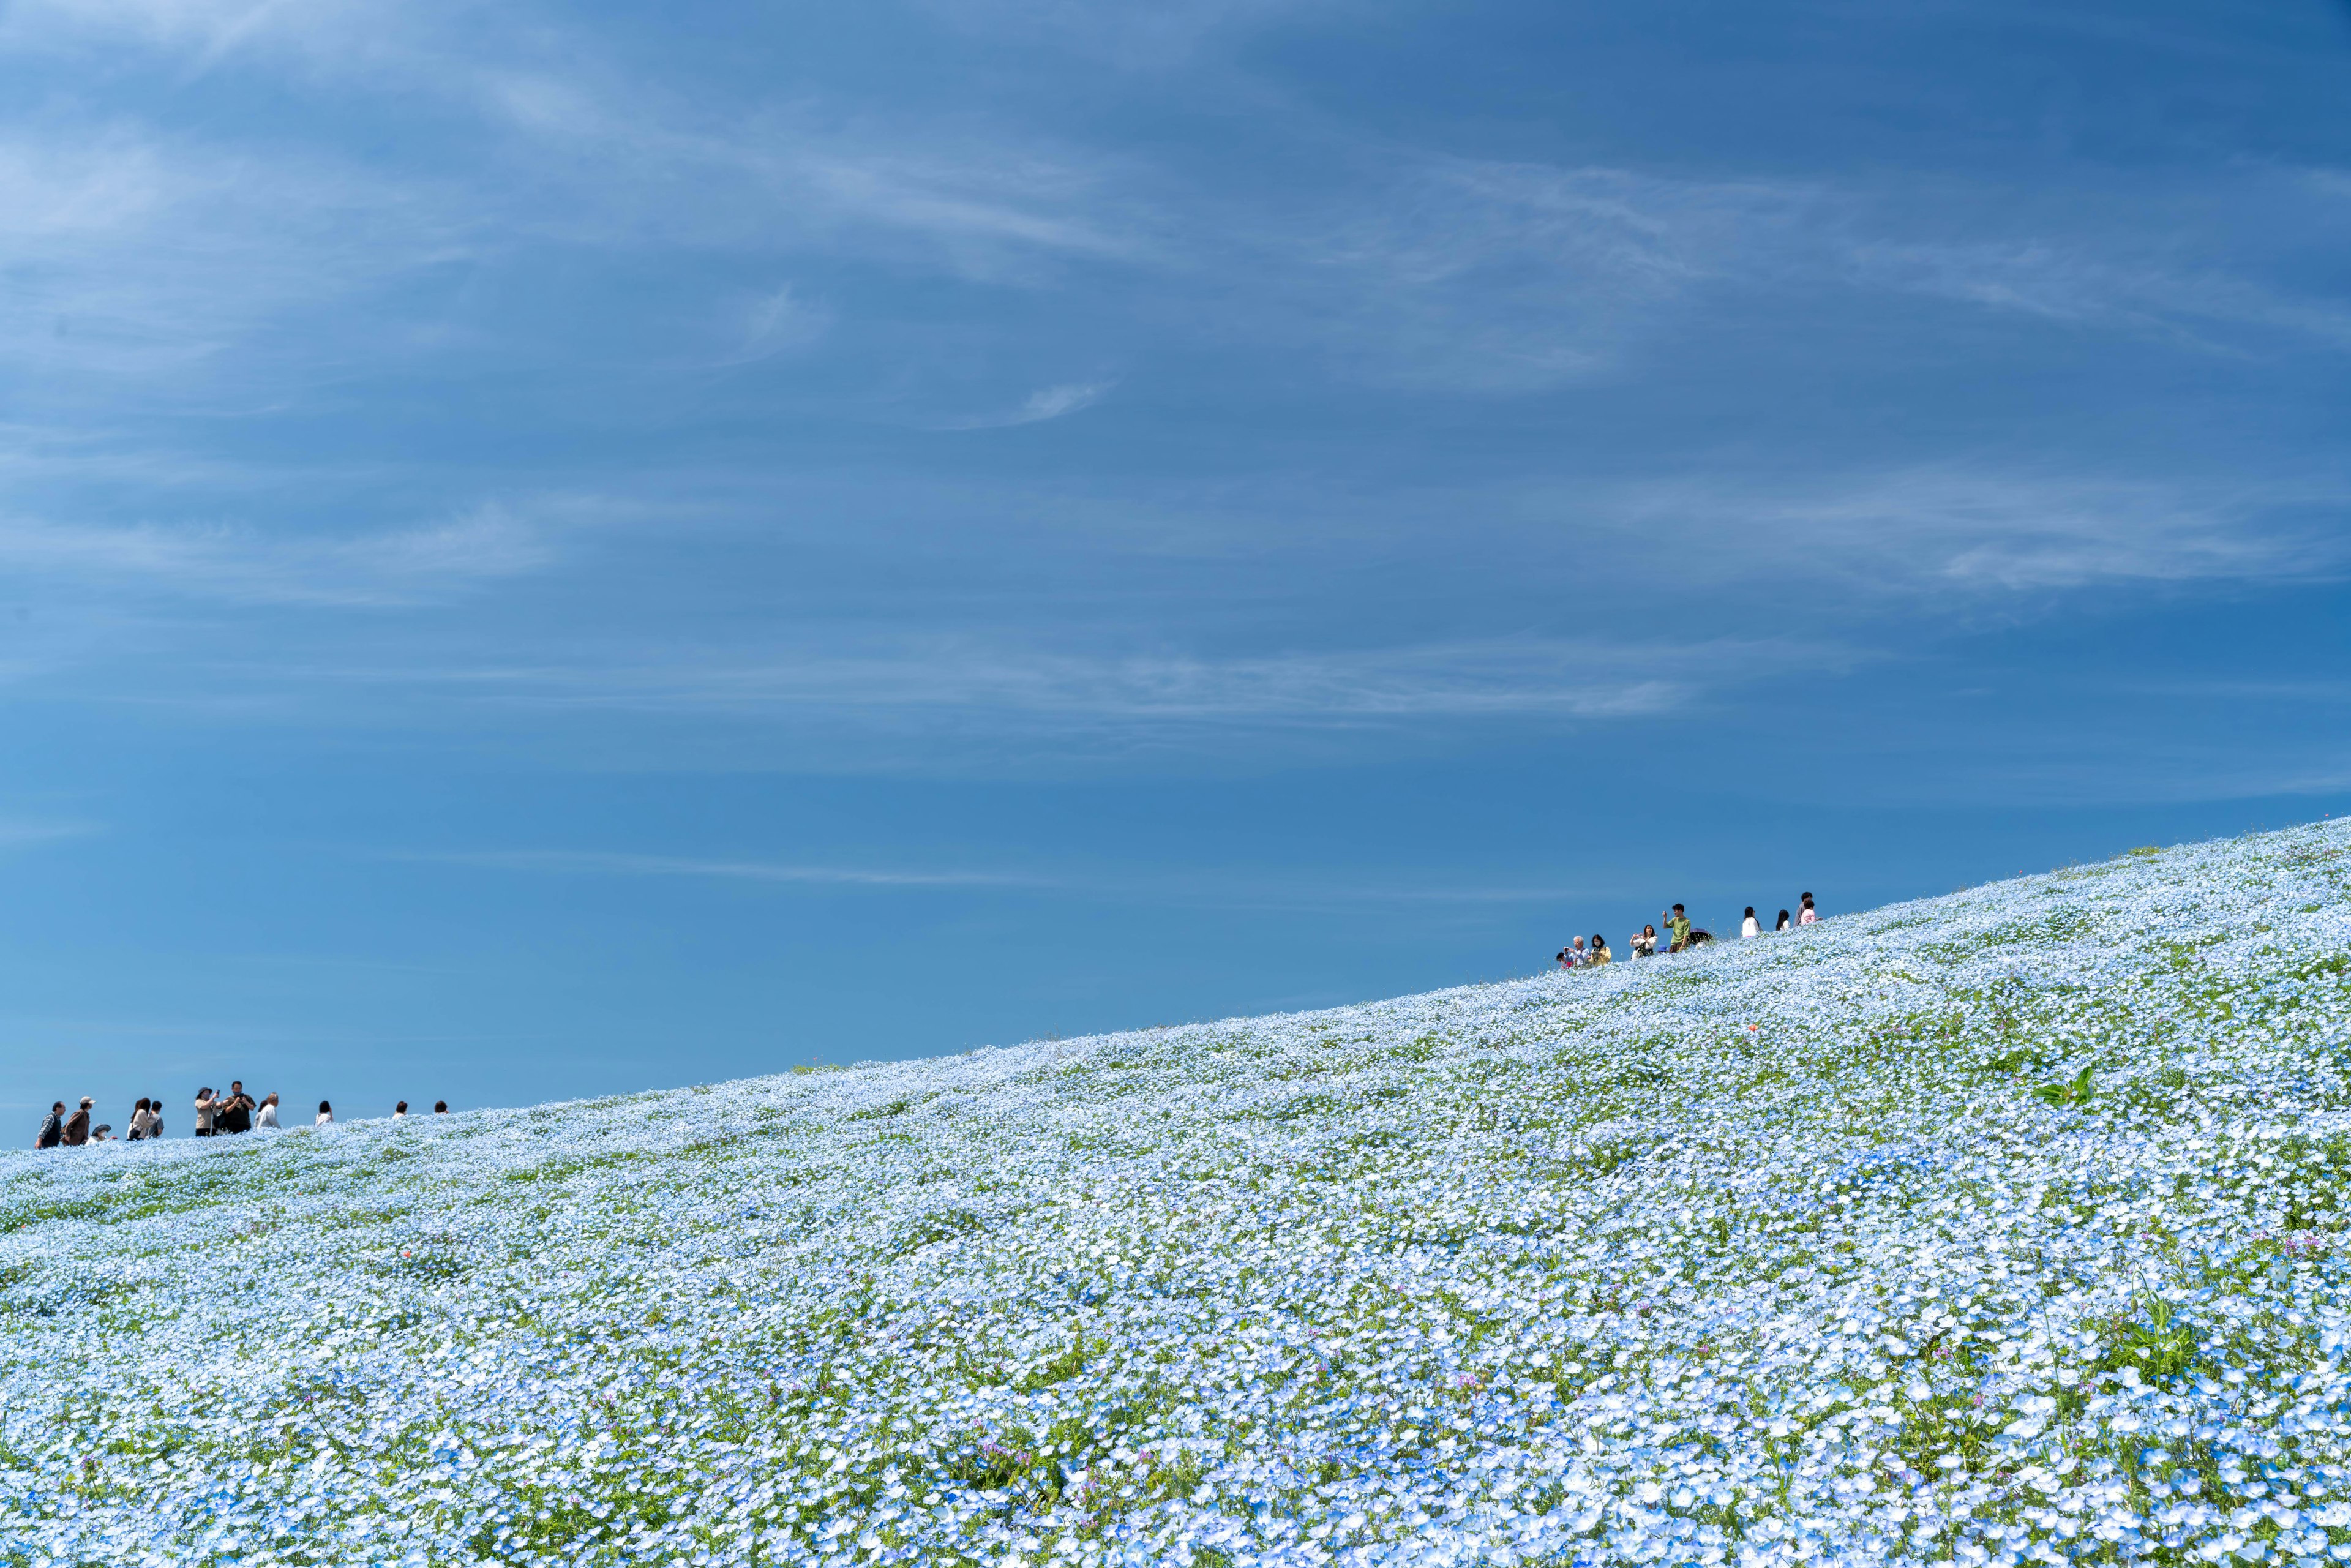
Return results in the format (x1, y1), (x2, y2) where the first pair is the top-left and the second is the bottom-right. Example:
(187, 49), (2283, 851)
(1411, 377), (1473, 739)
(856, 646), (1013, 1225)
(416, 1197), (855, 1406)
(1556, 891), (1820, 969)
(32, 1090), (452, 1147)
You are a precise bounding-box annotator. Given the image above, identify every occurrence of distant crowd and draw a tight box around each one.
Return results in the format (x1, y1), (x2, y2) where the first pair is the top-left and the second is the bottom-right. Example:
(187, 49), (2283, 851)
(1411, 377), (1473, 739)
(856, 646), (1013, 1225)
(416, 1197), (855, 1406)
(32, 1089), (451, 1147)
(1557, 891), (1820, 969)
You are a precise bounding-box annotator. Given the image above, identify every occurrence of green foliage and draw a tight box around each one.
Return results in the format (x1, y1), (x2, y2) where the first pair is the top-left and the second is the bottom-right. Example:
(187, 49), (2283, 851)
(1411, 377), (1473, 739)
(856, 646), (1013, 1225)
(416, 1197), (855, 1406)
(2032, 1065), (2095, 1108)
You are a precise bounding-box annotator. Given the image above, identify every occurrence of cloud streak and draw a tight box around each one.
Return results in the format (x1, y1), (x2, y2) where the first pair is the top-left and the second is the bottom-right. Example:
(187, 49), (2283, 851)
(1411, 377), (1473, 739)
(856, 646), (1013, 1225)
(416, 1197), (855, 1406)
(450, 634), (1760, 726)
(1592, 470), (2351, 596)
(940, 381), (1114, 429)
(391, 845), (1600, 910)
(397, 849), (1041, 888)
(0, 503), (553, 606)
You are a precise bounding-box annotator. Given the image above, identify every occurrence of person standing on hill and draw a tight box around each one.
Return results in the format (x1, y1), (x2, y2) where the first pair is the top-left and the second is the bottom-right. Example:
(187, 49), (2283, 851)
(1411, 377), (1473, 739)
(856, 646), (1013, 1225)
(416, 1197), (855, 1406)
(316, 1100), (334, 1127)
(1799, 892), (1819, 926)
(254, 1093), (281, 1130)
(1666, 905), (1693, 953)
(193, 1088), (216, 1137)
(34, 1101), (64, 1149)
(1632, 925), (1657, 958)
(127, 1100), (156, 1140)
(1741, 907), (1760, 938)
(218, 1082), (254, 1135)
(62, 1098), (91, 1146)
(1775, 908), (1791, 932)
(1588, 934), (1612, 964)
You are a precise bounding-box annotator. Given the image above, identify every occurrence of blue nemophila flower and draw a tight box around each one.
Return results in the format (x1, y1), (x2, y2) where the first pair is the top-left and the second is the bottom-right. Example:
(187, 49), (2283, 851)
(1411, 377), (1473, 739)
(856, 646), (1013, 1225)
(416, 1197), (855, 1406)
(6, 824), (2351, 1565)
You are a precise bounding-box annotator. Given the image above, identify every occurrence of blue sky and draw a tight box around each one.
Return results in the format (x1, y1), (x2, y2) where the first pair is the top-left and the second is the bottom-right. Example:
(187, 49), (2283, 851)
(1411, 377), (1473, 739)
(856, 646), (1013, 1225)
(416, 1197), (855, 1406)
(3, 0), (2349, 1129)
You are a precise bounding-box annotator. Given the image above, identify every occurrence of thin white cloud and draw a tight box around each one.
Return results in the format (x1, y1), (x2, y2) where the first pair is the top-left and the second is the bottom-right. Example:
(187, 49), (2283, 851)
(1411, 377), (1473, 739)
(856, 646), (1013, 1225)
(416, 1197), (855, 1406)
(392, 845), (1608, 910)
(0, 0), (383, 62)
(1595, 469), (2351, 596)
(472, 73), (1153, 277)
(0, 126), (472, 394)
(940, 381), (1114, 430)
(915, 0), (1339, 68)
(0, 503), (553, 606)
(719, 283), (830, 364)
(0, 818), (100, 850)
(1264, 155), (2351, 390)
(1842, 238), (2351, 350)
(425, 632), (1837, 728)
(399, 849), (1041, 888)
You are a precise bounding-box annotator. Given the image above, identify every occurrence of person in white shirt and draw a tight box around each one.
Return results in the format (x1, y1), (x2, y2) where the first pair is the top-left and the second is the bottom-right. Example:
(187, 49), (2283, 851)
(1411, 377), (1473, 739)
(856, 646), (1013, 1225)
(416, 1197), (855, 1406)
(127, 1100), (157, 1140)
(254, 1093), (282, 1130)
(1775, 908), (1791, 932)
(1798, 892), (1819, 926)
(1741, 906), (1760, 939)
(316, 1100), (334, 1127)
(392, 1101), (408, 1121)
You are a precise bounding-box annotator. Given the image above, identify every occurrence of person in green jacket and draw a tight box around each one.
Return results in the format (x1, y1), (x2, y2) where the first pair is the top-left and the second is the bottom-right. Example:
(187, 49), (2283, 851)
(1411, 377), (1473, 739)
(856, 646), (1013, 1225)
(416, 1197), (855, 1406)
(1665, 904), (1693, 953)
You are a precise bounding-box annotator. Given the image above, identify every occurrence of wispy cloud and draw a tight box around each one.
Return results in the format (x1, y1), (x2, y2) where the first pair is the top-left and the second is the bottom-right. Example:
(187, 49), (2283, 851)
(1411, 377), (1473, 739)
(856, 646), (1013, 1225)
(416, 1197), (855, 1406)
(1264, 155), (2351, 389)
(1842, 238), (2351, 351)
(719, 284), (830, 364)
(409, 632), (1841, 733)
(1595, 469), (2351, 596)
(392, 846), (1600, 910)
(0, 126), (471, 396)
(397, 849), (1041, 888)
(0, 0), (390, 66)
(940, 381), (1113, 429)
(915, 0), (1336, 68)
(473, 73), (1154, 279)
(0, 817), (100, 850)
(0, 502), (553, 606)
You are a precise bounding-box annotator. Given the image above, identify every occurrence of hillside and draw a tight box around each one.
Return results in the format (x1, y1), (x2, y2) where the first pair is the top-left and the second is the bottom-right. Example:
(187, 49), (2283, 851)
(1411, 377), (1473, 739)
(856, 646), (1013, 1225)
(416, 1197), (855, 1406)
(7, 825), (2351, 1567)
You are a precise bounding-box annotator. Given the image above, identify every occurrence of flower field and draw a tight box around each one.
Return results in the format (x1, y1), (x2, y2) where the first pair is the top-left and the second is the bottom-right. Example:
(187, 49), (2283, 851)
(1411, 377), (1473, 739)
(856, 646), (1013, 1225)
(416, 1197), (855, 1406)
(7, 825), (2351, 1567)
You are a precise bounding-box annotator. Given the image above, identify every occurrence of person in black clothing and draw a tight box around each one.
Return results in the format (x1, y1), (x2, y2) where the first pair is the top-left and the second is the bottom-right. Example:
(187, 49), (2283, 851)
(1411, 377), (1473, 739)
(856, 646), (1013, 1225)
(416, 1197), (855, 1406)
(34, 1101), (64, 1149)
(218, 1081), (255, 1135)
